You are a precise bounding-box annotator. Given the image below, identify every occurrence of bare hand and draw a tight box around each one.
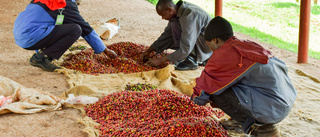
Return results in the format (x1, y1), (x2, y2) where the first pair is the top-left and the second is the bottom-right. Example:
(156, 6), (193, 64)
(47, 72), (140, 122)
(146, 58), (163, 67)
(103, 48), (117, 59)
(141, 51), (151, 63)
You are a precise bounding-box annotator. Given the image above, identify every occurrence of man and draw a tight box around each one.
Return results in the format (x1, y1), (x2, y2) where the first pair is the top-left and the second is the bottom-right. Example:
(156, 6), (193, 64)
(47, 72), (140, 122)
(191, 16), (297, 137)
(141, 0), (212, 70)
(13, 0), (117, 72)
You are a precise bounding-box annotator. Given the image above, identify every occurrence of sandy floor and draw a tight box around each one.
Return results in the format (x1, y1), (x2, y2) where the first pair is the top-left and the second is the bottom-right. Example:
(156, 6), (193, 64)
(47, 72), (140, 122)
(0, 0), (320, 136)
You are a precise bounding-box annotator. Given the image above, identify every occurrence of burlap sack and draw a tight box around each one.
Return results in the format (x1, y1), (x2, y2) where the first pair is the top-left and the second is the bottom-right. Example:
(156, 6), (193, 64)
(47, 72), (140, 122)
(0, 76), (62, 114)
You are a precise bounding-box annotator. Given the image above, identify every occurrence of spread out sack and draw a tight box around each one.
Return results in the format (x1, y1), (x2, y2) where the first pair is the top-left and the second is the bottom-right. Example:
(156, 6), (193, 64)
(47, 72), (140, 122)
(0, 76), (62, 114)
(60, 94), (99, 105)
(91, 18), (120, 40)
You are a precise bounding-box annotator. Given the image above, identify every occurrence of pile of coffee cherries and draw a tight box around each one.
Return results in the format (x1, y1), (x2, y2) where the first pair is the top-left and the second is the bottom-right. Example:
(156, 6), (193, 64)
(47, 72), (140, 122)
(68, 45), (87, 51)
(85, 87), (229, 137)
(125, 82), (157, 91)
(62, 42), (170, 75)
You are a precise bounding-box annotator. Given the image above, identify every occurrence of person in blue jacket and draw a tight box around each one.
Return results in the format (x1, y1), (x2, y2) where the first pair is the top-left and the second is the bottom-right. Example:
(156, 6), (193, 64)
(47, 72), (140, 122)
(191, 16), (297, 137)
(13, 0), (117, 72)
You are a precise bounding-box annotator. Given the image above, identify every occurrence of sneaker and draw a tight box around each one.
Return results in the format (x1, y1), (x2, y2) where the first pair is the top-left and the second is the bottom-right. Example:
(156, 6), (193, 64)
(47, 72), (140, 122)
(242, 124), (281, 137)
(175, 56), (198, 71)
(29, 53), (61, 72)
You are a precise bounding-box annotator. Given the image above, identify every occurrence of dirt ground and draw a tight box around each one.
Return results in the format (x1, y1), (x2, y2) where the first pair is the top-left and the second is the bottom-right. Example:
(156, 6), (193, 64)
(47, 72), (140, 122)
(0, 0), (320, 137)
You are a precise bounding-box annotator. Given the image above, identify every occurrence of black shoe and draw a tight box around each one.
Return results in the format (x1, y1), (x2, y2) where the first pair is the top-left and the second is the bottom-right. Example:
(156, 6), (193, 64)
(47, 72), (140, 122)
(29, 53), (61, 72)
(175, 56), (198, 71)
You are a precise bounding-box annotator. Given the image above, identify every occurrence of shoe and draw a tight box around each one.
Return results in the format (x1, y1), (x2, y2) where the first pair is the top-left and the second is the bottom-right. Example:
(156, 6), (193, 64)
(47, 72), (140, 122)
(175, 56), (198, 71)
(220, 118), (242, 129)
(29, 53), (61, 72)
(242, 124), (281, 137)
(220, 118), (243, 133)
(198, 58), (209, 66)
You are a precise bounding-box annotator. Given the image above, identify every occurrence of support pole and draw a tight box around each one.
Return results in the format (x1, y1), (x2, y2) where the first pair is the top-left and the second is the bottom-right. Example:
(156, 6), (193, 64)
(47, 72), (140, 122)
(297, 0), (311, 63)
(215, 0), (223, 17)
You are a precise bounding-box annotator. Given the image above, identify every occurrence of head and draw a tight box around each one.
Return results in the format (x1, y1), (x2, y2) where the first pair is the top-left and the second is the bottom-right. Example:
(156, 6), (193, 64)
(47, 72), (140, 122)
(204, 16), (234, 51)
(156, 0), (177, 20)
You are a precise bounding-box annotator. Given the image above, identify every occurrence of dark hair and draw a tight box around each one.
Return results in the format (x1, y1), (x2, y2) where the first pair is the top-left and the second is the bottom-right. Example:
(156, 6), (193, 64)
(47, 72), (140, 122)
(216, 33), (233, 41)
(156, 0), (175, 11)
(204, 16), (233, 41)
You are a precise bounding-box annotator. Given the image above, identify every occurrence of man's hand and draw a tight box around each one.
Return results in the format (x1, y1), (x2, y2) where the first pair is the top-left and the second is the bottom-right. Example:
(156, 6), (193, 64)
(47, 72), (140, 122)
(146, 58), (163, 67)
(141, 51), (151, 63)
(103, 48), (117, 59)
(146, 56), (168, 67)
(141, 47), (156, 63)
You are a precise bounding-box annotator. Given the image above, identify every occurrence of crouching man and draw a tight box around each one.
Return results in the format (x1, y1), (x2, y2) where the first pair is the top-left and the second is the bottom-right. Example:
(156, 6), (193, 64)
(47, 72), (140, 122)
(190, 16), (297, 137)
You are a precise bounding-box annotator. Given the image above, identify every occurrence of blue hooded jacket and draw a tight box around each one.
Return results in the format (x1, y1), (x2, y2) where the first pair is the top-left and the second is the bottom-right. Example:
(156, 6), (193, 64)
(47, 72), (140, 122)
(13, 0), (105, 53)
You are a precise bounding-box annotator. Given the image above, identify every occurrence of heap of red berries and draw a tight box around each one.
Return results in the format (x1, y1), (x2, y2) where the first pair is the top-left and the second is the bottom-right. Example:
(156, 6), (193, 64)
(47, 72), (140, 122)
(62, 42), (170, 75)
(85, 89), (229, 137)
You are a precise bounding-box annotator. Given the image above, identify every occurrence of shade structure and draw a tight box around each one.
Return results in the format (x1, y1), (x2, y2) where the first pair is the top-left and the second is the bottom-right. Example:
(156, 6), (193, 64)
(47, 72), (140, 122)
(298, 0), (311, 63)
(214, 0), (312, 63)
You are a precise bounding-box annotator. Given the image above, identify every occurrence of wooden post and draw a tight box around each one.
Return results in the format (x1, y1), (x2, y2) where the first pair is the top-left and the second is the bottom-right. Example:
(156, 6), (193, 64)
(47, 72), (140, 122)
(215, 0), (223, 17)
(297, 0), (311, 63)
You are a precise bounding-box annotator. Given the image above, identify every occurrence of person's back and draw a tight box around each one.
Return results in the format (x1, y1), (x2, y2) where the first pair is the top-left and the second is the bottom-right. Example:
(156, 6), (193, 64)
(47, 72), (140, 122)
(220, 38), (297, 124)
(175, 1), (212, 65)
(13, 2), (57, 48)
(191, 16), (297, 137)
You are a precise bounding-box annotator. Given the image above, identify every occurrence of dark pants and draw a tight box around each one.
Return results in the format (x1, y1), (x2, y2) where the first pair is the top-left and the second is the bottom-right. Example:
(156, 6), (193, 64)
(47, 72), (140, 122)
(210, 88), (256, 133)
(26, 24), (82, 59)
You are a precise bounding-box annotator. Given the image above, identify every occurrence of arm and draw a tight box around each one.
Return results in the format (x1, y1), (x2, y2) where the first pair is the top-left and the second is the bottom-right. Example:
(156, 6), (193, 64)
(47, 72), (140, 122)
(142, 22), (174, 65)
(149, 22), (175, 53)
(62, 0), (117, 58)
